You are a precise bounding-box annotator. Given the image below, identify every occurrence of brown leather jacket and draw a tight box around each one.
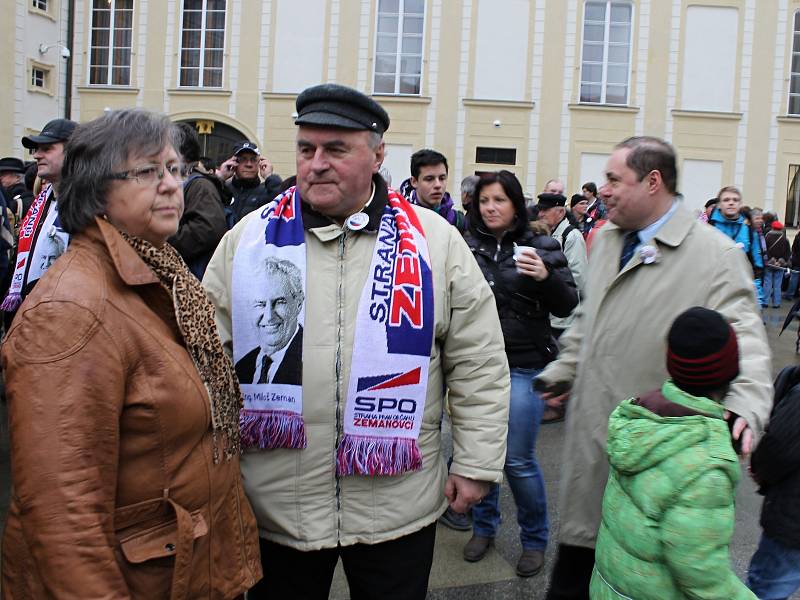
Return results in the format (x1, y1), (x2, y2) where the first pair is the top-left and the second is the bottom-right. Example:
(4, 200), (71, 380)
(1, 218), (261, 599)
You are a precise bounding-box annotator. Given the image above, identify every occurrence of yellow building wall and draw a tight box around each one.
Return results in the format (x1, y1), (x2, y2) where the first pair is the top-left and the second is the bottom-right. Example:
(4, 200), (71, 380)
(5, 0), (797, 219)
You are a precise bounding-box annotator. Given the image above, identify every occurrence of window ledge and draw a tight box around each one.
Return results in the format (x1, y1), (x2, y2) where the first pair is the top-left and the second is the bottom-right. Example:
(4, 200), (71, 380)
(777, 115), (800, 123)
(371, 94), (432, 105)
(261, 92), (299, 99)
(568, 103), (640, 113)
(29, 7), (56, 21)
(167, 88), (232, 97)
(671, 109), (743, 121)
(463, 98), (535, 109)
(77, 85), (139, 94)
(28, 86), (54, 97)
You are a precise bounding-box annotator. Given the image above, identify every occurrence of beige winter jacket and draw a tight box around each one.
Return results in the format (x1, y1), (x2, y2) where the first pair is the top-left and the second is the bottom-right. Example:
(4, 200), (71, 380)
(203, 181), (510, 551)
(538, 203), (772, 549)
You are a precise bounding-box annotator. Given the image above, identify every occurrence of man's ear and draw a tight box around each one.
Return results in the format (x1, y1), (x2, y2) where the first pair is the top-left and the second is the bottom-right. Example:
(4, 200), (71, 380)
(373, 141), (385, 173)
(648, 169), (663, 195)
(410, 176), (419, 189)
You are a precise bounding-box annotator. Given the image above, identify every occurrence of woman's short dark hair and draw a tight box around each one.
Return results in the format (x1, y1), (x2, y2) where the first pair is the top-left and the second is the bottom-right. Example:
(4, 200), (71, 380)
(469, 170), (528, 239)
(59, 109), (180, 235)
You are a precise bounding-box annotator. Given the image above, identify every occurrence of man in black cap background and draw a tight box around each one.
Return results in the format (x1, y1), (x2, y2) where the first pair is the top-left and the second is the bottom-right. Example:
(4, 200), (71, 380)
(2, 118), (77, 314)
(0, 158), (33, 220)
(218, 140), (282, 227)
(537, 190), (587, 341)
(204, 83), (509, 600)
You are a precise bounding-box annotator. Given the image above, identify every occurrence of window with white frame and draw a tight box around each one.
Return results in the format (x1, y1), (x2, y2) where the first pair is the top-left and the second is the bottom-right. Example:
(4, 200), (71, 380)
(180, 0), (226, 88)
(31, 0), (48, 12)
(373, 0), (424, 95)
(31, 67), (47, 89)
(790, 11), (800, 115)
(579, 1), (633, 105)
(29, 61), (53, 94)
(89, 0), (133, 86)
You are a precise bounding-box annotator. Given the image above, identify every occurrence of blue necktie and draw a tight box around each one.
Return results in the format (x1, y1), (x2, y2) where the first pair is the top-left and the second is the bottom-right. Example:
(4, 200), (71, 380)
(619, 231), (640, 271)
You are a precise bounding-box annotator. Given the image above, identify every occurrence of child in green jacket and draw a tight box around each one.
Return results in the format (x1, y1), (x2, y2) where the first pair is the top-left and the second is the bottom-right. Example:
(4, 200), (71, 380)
(590, 307), (755, 600)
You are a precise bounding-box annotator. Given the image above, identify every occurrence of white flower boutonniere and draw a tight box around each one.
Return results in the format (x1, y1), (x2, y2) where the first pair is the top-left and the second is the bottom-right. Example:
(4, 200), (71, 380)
(639, 245), (660, 265)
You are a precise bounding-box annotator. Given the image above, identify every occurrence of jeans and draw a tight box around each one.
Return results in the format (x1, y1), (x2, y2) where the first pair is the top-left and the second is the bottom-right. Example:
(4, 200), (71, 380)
(472, 367), (548, 551)
(747, 534), (800, 600)
(784, 269), (800, 299)
(764, 267), (786, 308)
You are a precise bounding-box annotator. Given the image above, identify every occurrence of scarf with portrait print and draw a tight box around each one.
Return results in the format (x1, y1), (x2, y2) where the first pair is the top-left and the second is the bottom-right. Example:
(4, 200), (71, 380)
(231, 185), (434, 476)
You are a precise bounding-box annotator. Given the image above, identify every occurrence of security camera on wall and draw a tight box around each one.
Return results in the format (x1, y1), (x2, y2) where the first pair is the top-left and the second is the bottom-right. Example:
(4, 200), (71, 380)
(61, 46), (71, 59)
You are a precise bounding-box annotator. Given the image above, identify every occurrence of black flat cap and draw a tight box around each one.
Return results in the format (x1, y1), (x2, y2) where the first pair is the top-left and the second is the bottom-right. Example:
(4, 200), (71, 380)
(295, 84), (390, 135)
(0, 157), (26, 174)
(22, 118), (78, 149)
(537, 193), (567, 209)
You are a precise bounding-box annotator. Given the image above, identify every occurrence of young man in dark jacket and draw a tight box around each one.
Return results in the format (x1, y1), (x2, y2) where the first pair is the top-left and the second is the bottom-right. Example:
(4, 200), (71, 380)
(168, 123), (228, 279)
(747, 365), (800, 600)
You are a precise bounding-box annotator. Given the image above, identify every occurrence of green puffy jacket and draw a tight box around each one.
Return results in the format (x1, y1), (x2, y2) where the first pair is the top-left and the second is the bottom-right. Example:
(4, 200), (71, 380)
(590, 380), (756, 600)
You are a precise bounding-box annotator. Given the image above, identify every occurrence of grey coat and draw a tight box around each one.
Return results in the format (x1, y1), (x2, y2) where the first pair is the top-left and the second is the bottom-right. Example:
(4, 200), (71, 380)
(538, 203), (772, 549)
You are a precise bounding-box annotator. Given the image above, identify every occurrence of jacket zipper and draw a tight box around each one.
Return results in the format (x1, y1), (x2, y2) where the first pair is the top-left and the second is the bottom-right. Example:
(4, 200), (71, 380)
(334, 228), (347, 541)
(232, 481), (257, 584)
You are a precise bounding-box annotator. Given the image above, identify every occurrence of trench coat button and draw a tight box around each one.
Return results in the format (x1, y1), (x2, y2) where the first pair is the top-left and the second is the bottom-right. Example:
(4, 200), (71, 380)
(165, 543), (176, 552)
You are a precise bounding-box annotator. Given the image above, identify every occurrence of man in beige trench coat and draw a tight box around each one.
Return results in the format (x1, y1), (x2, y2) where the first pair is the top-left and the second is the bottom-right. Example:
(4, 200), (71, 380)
(536, 136), (772, 599)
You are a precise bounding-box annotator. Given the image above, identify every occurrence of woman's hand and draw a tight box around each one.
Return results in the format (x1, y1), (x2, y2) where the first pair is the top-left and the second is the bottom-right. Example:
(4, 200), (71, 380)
(515, 247), (549, 281)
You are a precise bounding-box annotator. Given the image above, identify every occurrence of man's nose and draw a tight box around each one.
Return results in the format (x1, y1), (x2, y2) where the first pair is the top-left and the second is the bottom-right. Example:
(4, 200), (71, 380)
(310, 148), (329, 172)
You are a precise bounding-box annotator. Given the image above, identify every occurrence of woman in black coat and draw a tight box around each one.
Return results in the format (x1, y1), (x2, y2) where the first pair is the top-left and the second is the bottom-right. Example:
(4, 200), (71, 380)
(461, 170), (578, 577)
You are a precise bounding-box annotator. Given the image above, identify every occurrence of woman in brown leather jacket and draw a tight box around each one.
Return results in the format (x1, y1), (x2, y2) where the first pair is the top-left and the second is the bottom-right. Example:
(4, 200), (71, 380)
(1, 109), (261, 599)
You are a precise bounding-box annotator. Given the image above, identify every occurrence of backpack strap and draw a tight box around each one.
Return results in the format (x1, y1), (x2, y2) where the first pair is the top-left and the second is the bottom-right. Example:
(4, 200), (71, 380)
(560, 224), (576, 249)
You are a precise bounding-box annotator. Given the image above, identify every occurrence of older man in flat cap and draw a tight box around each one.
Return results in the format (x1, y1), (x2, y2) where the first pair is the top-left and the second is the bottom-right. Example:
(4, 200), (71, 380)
(204, 83), (509, 599)
(537, 191), (587, 341)
(0, 158), (33, 220)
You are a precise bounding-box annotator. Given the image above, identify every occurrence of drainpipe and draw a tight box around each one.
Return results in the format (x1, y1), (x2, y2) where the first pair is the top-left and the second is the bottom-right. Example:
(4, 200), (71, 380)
(64, 0), (75, 119)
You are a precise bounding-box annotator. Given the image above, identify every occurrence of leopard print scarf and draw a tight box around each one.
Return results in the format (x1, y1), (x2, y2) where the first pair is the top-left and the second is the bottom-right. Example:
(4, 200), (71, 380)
(120, 232), (241, 462)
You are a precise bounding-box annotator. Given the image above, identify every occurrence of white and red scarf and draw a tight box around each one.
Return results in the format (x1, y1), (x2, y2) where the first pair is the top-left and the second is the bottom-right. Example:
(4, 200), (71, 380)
(1, 184), (69, 311)
(232, 186), (434, 476)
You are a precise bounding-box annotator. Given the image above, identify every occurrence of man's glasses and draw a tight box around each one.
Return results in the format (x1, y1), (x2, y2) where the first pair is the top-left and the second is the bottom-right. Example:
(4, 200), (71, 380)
(108, 163), (184, 186)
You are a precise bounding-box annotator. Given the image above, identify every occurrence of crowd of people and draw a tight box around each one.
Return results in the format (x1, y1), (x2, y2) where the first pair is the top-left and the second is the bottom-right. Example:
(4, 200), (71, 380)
(0, 83), (795, 600)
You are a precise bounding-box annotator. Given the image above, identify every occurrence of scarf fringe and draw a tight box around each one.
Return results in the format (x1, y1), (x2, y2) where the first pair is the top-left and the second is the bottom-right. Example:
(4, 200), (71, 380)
(240, 409), (307, 450)
(336, 434), (422, 476)
(1, 293), (22, 311)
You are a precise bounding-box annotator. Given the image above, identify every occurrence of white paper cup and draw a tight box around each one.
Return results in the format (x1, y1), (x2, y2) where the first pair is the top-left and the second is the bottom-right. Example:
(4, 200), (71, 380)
(513, 245), (538, 260)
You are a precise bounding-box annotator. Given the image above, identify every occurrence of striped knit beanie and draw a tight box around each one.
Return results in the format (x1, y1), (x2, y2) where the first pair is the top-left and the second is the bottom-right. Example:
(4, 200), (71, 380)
(666, 307), (739, 394)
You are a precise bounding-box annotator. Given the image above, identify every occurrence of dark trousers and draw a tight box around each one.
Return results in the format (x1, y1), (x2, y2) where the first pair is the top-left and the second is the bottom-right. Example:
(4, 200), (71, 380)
(248, 523), (437, 600)
(545, 544), (596, 600)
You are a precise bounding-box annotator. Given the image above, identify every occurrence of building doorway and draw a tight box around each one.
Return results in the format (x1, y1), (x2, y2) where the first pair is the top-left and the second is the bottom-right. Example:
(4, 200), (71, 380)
(178, 119), (251, 165)
(786, 164), (800, 227)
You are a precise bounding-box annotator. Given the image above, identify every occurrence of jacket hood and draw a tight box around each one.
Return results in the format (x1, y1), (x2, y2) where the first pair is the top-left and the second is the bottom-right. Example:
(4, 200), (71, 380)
(709, 207), (744, 226)
(606, 382), (730, 476)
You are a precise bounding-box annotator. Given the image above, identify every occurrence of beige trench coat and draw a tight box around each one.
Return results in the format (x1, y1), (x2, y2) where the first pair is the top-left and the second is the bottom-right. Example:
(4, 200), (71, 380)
(203, 184), (510, 551)
(538, 204), (772, 549)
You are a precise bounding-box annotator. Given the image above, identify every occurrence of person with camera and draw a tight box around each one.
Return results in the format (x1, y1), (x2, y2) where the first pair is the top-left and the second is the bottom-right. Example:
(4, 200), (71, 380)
(218, 141), (282, 227)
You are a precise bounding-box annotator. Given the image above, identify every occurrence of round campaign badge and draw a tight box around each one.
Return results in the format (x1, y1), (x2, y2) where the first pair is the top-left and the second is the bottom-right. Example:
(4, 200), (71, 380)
(346, 212), (369, 231)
